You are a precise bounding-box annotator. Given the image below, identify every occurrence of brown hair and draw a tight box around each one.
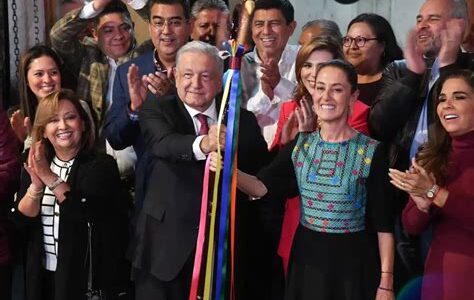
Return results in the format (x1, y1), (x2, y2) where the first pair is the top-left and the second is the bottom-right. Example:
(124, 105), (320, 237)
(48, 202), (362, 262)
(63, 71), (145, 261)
(293, 35), (344, 102)
(31, 89), (95, 161)
(18, 45), (62, 122)
(416, 69), (474, 184)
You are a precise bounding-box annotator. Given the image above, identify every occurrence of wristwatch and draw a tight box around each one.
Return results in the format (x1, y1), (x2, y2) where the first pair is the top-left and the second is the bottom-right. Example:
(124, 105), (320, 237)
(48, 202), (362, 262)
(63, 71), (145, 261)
(426, 184), (440, 200)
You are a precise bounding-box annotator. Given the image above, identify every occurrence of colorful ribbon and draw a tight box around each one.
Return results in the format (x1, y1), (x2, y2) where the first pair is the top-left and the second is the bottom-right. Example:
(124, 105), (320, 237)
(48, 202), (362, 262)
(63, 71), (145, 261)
(189, 42), (244, 300)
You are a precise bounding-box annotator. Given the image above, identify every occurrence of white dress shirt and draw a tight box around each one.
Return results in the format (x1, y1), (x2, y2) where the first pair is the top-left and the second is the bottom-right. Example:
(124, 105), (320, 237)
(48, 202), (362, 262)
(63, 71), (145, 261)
(183, 100), (218, 160)
(240, 44), (299, 147)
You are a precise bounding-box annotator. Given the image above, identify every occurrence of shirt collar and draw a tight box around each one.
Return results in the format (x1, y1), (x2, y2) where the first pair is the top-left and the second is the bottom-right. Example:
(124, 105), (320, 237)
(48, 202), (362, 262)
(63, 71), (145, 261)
(183, 99), (217, 121)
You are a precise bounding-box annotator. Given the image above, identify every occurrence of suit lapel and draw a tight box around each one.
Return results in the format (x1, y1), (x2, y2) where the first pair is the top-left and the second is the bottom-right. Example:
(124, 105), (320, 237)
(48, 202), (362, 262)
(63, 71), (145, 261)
(176, 97), (197, 135)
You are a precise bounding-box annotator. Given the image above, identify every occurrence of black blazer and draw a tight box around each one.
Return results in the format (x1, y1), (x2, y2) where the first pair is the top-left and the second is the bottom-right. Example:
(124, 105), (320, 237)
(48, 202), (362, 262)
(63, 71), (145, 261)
(132, 94), (269, 281)
(13, 151), (131, 300)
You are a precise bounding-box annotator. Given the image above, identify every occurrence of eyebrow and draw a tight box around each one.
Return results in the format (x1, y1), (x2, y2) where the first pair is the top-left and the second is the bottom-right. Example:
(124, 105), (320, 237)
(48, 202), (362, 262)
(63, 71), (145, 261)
(254, 19), (283, 23)
(416, 14), (442, 20)
(152, 16), (184, 21)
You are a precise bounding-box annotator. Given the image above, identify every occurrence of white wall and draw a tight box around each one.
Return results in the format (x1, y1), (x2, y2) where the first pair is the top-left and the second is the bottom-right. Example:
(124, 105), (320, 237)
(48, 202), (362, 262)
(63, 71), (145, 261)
(229, 0), (425, 47)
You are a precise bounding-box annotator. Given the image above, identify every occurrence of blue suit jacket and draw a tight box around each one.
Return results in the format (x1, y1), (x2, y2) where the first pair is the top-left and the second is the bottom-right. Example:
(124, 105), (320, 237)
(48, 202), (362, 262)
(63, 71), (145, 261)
(104, 50), (156, 214)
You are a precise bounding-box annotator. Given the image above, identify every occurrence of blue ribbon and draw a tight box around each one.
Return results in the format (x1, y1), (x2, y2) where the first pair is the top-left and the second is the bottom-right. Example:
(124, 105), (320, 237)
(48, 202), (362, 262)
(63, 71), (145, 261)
(214, 68), (242, 299)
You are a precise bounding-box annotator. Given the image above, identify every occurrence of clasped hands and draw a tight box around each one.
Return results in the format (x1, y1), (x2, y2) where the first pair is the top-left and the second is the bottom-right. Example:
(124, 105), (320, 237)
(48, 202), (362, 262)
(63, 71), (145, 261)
(260, 58), (281, 99)
(24, 141), (57, 191)
(388, 158), (435, 213)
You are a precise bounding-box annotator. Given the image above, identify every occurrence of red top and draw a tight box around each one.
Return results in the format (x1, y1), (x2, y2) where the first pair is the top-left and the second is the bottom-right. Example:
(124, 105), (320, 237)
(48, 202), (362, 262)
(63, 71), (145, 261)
(270, 98), (370, 150)
(402, 130), (474, 300)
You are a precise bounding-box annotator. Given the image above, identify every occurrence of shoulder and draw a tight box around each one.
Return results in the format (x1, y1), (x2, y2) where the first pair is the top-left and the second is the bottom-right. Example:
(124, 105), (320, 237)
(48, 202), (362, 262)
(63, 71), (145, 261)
(143, 94), (181, 111)
(117, 50), (154, 73)
(384, 59), (408, 78)
(283, 44), (300, 58)
(76, 151), (117, 170)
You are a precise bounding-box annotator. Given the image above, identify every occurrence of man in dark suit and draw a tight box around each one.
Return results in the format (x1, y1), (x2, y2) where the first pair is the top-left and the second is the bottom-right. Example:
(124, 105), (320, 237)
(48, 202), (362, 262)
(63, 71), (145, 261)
(104, 0), (192, 211)
(131, 41), (269, 300)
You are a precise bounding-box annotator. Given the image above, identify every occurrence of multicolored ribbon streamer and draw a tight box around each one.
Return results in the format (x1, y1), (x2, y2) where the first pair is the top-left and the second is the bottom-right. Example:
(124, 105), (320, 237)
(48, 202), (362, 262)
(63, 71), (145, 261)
(189, 41), (245, 300)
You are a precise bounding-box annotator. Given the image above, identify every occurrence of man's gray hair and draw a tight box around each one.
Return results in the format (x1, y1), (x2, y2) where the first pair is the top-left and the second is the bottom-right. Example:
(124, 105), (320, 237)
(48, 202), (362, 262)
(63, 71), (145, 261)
(176, 41), (224, 74)
(301, 19), (343, 42)
(450, 0), (469, 24)
(191, 0), (229, 18)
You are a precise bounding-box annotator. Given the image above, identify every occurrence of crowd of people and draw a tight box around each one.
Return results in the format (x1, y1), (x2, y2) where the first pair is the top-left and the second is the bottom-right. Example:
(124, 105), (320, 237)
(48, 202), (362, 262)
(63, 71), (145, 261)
(0, 0), (473, 299)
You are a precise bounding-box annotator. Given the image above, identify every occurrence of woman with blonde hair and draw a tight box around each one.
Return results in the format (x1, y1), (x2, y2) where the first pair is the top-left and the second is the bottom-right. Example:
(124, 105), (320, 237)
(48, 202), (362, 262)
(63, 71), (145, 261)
(14, 89), (129, 299)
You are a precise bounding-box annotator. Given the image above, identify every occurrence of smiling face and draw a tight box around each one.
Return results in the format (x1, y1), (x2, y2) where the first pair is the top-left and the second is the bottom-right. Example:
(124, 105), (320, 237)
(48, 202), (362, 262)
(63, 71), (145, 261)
(416, 0), (451, 57)
(43, 99), (84, 157)
(344, 21), (384, 73)
(191, 8), (228, 45)
(437, 77), (474, 136)
(251, 8), (296, 61)
(300, 49), (334, 95)
(149, 3), (191, 63)
(312, 66), (357, 124)
(174, 51), (222, 111)
(93, 12), (133, 60)
(27, 55), (61, 100)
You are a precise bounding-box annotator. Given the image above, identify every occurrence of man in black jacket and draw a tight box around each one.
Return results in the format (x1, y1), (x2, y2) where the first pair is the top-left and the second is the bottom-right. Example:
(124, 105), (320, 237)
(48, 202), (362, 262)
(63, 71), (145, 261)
(130, 41), (269, 300)
(368, 0), (473, 292)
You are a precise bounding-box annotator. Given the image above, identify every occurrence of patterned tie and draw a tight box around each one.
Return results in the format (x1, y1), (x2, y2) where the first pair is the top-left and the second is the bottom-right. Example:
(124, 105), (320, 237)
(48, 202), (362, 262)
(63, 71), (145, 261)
(196, 113), (209, 135)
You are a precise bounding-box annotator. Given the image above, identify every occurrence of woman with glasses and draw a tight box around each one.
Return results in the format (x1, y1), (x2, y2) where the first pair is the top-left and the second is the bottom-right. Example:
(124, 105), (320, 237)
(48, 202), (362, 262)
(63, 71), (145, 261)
(343, 13), (402, 106)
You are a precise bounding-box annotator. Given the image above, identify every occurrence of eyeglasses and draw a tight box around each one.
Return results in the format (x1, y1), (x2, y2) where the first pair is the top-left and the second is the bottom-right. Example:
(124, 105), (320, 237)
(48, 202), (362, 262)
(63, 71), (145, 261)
(150, 18), (186, 30)
(342, 36), (378, 48)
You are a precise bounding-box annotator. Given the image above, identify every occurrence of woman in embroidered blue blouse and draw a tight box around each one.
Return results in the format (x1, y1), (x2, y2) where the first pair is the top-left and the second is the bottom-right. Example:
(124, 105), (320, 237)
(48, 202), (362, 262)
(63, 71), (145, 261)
(227, 60), (395, 300)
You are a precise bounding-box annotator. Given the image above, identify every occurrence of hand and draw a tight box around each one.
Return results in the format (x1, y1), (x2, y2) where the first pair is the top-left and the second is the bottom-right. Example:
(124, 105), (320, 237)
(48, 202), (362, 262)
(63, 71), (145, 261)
(280, 111), (298, 145)
(260, 58), (281, 90)
(127, 64), (147, 112)
(209, 151), (222, 172)
(375, 288), (395, 300)
(25, 143), (47, 190)
(261, 79), (274, 99)
(439, 18), (465, 67)
(92, 0), (112, 11)
(29, 141), (55, 183)
(10, 110), (30, 142)
(388, 159), (435, 198)
(200, 124), (226, 154)
(143, 71), (173, 96)
(294, 98), (317, 132)
(404, 27), (426, 74)
(215, 12), (230, 49)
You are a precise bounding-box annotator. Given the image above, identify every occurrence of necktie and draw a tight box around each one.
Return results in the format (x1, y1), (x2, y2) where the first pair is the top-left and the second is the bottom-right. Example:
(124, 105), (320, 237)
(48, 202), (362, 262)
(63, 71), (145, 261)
(197, 113), (209, 135)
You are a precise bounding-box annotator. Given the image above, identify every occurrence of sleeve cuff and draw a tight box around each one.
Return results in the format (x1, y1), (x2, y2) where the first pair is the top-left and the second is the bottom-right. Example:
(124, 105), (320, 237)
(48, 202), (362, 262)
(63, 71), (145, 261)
(79, 2), (100, 19)
(127, 106), (140, 122)
(193, 135), (207, 160)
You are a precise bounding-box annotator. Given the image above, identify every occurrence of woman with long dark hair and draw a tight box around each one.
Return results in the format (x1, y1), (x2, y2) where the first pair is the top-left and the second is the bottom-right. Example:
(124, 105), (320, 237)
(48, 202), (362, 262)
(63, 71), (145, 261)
(389, 69), (474, 299)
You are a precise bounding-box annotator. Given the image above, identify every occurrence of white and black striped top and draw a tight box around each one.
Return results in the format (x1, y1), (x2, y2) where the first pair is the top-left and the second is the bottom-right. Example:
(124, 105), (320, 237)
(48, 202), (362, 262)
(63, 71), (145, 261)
(41, 156), (74, 271)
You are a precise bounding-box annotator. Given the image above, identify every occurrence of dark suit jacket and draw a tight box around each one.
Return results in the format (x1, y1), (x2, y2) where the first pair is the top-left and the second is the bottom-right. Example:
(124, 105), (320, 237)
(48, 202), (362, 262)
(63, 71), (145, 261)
(104, 50), (176, 213)
(13, 151), (130, 300)
(131, 94), (269, 282)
